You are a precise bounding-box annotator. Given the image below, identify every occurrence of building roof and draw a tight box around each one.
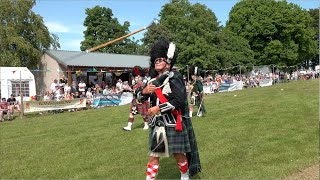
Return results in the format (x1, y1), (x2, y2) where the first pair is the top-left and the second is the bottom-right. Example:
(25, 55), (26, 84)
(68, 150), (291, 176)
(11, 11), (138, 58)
(45, 50), (150, 68)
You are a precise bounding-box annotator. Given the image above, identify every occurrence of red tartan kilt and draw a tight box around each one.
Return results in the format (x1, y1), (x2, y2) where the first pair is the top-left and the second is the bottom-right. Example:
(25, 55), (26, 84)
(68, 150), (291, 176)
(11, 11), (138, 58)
(134, 101), (149, 116)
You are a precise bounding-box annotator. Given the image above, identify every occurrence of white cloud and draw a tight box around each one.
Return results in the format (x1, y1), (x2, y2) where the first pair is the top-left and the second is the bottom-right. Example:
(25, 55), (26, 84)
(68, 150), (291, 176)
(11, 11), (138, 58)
(45, 22), (69, 33)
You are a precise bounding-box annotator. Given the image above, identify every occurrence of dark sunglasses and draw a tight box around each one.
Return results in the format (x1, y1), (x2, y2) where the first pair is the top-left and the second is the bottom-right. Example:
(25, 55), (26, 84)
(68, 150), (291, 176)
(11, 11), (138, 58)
(154, 58), (167, 64)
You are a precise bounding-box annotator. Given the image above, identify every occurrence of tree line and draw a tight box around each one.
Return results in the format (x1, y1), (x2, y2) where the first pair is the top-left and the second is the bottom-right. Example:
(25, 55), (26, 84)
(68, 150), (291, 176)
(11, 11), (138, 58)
(0, 0), (318, 73)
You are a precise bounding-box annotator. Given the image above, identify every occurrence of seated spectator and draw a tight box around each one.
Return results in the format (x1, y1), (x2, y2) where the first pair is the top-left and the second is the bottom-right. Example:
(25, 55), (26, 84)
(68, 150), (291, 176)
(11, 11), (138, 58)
(85, 88), (93, 107)
(122, 81), (132, 92)
(101, 81), (106, 89)
(109, 86), (117, 94)
(0, 98), (13, 121)
(116, 79), (123, 92)
(43, 91), (52, 101)
(94, 84), (102, 95)
(55, 89), (64, 101)
(64, 83), (71, 93)
(80, 91), (86, 98)
(73, 91), (80, 99)
(7, 94), (16, 105)
(115, 87), (121, 94)
(65, 90), (73, 100)
(7, 94), (20, 112)
(103, 85), (110, 95)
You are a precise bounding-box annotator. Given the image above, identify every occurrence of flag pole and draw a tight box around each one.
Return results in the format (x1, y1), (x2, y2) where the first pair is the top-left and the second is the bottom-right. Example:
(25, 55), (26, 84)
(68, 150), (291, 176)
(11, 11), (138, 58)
(19, 70), (24, 119)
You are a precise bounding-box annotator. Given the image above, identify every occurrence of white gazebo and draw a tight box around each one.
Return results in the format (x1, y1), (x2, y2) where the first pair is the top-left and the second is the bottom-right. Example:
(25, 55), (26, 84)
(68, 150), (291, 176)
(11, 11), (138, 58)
(0, 67), (36, 101)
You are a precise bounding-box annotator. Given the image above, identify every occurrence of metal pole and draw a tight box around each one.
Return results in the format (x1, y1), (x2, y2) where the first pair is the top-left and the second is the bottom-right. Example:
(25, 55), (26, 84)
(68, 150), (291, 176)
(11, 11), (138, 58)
(273, 64), (275, 74)
(272, 65), (275, 84)
(19, 70), (24, 119)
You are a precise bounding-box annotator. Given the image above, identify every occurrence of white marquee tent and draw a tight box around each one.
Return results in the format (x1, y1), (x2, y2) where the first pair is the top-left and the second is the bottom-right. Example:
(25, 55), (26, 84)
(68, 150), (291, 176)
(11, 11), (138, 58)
(0, 67), (36, 101)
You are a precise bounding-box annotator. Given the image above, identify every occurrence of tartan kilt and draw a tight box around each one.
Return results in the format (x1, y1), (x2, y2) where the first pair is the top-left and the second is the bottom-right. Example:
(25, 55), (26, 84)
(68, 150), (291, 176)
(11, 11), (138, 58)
(148, 117), (191, 155)
(133, 100), (149, 116)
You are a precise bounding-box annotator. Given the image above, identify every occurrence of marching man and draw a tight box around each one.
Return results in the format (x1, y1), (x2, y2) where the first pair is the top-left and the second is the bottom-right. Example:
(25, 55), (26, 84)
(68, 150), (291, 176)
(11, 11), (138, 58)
(123, 66), (149, 131)
(189, 65), (206, 117)
(137, 39), (201, 180)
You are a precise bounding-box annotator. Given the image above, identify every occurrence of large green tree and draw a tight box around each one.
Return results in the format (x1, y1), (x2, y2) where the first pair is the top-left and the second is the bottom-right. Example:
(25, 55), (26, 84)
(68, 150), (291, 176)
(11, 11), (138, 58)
(215, 30), (254, 71)
(80, 6), (140, 54)
(307, 8), (319, 68)
(226, 0), (317, 67)
(142, 0), (254, 70)
(0, 0), (60, 68)
(143, 0), (220, 69)
(308, 8), (319, 40)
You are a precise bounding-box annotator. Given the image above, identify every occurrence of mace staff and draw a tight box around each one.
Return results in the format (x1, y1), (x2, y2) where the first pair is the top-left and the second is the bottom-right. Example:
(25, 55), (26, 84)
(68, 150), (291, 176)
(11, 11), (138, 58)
(86, 18), (159, 53)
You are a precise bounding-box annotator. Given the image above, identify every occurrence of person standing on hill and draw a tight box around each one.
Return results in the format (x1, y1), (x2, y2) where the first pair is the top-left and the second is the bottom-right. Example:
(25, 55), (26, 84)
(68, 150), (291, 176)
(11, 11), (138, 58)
(137, 39), (201, 180)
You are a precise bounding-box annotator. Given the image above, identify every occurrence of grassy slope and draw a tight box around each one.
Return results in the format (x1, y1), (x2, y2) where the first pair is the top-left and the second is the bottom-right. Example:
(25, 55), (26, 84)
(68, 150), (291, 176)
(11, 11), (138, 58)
(0, 80), (318, 179)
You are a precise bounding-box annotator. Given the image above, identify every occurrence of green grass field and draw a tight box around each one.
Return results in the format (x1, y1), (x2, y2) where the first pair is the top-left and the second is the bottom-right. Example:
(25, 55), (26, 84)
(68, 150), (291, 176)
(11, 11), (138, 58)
(0, 80), (318, 179)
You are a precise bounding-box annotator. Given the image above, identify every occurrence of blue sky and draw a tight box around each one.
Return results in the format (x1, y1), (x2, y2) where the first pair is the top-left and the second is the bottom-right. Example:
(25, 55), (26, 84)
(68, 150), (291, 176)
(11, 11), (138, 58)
(32, 0), (319, 51)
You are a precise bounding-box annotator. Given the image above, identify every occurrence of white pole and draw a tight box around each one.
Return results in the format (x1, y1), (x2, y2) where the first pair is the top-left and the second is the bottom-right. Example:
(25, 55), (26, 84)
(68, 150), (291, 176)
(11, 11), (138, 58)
(19, 70), (23, 119)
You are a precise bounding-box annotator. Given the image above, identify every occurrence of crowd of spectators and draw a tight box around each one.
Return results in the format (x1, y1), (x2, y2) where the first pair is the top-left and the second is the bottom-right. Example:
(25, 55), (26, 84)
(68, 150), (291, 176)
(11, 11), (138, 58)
(46, 76), (135, 104)
(197, 69), (319, 92)
(1, 69), (318, 121)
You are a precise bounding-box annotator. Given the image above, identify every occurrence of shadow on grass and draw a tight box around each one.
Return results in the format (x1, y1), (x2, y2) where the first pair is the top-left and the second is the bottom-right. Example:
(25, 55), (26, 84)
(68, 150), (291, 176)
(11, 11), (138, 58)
(132, 122), (144, 130)
(156, 158), (202, 179)
(157, 158), (180, 179)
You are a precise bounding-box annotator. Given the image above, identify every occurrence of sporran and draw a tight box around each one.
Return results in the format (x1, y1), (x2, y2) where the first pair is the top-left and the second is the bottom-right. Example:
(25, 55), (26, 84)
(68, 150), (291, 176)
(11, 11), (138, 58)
(150, 126), (169, 157)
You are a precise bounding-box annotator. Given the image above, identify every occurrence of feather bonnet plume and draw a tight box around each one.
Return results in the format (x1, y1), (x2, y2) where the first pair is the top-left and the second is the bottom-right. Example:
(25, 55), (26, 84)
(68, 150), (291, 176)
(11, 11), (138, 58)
(149, 38), (178, 78)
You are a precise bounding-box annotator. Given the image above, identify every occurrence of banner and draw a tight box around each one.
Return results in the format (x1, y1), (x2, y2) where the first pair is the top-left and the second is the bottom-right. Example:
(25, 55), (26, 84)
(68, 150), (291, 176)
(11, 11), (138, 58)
(93, 92), (133, 108)
(218, 81), (244, 93)
(24, 98), (87, 113)
(203, 84), (218, 94)
(259, 79), (273, 87)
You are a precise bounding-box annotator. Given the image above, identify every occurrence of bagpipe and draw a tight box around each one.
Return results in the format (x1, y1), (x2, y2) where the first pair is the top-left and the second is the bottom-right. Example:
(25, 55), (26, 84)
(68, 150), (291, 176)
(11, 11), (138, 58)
(148, 72), (183, 131)
(147, 72), (170, 87)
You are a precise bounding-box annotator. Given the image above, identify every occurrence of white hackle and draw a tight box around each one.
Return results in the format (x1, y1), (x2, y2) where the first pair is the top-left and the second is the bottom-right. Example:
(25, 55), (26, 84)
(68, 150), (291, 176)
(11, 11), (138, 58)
(167, 42), (176, 62)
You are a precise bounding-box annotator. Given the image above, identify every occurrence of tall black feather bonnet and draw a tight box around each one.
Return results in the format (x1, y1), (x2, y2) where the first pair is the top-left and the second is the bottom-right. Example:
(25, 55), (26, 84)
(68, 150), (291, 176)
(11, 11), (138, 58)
(149, 38), (178, 78)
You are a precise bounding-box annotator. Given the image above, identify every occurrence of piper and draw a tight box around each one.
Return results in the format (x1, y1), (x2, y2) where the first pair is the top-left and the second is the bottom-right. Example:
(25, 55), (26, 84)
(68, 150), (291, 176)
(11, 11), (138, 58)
(137, 39), (201, 180)
(123, 66), (149, 131)
(188, 65), (206, 117)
